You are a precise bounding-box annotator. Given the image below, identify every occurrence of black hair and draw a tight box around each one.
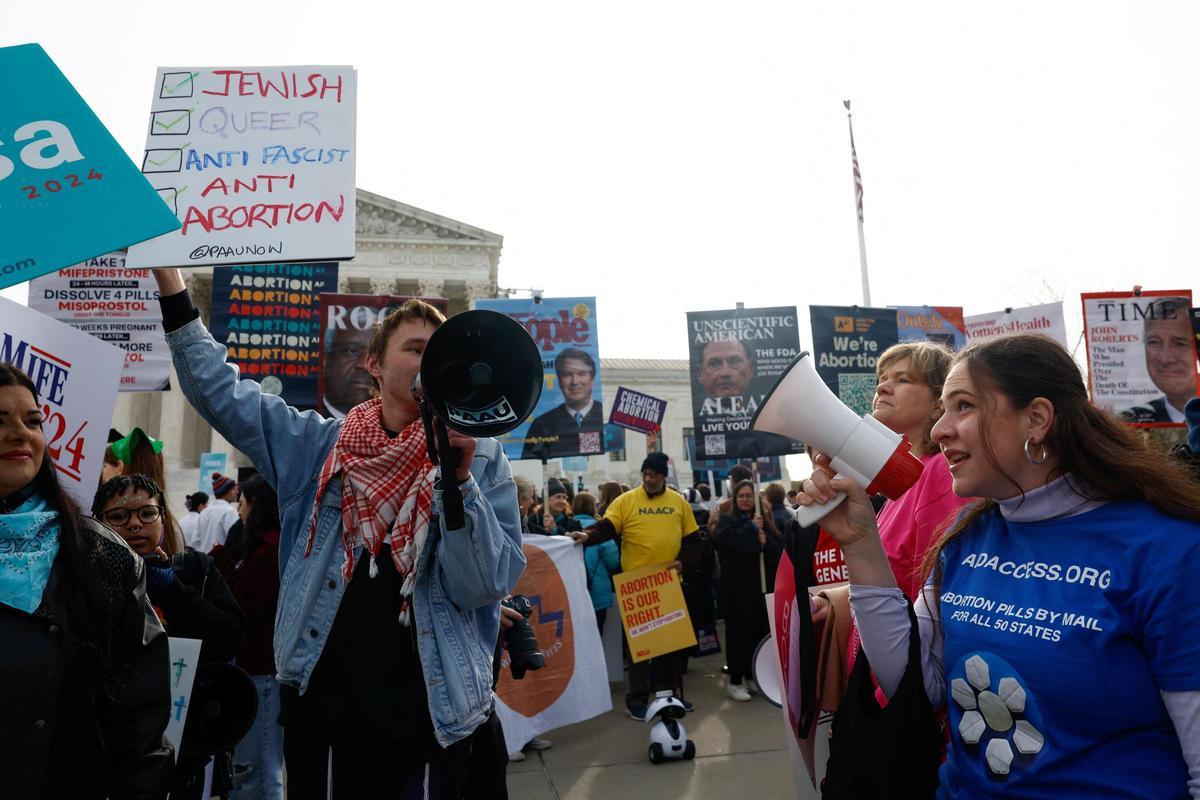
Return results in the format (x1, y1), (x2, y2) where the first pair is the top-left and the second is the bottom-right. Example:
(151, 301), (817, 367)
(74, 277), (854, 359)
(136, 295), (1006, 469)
(233, 473), (280, 562)
(93, 473), (182, 556)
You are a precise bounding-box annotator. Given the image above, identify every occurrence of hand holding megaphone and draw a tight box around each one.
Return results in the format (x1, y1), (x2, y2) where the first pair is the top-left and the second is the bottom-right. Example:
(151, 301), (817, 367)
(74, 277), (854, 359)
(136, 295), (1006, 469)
(796, 453), (885, 549)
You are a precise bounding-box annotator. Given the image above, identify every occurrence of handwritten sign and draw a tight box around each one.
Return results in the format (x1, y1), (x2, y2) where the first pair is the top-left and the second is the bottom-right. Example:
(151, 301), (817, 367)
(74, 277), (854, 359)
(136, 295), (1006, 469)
(612, 563), (696, 662)
(165, 637), (203, 763)
(0, 297), (124, 507)
(28, 252), (171, 391)
(126, 65), (357, 269)
(0, 44), (180, 289)
(609, 386), (667, 435)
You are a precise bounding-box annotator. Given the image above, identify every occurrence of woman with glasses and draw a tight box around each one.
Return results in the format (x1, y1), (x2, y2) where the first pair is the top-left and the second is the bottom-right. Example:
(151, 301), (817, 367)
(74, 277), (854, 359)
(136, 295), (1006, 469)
(93, 474), (245, 800)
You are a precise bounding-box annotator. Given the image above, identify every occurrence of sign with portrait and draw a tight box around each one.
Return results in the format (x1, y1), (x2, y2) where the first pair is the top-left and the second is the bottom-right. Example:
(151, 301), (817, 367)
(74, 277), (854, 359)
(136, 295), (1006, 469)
(808, 305), (899, 417)
(686, 306), (804, 460)
(475, 297), (604, 461)
(1082, 290), (1198, 427)
(892, 305), (966, 350)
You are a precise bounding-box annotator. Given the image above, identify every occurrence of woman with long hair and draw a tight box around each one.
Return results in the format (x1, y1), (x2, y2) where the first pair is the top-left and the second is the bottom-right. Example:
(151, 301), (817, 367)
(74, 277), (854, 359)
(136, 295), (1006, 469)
(596, 481), (624, 516)
(0, 364), (173, 798)
(94, 473), (245, 800)
(714, 479), (770, 702)
(798, 334), (1200, 798)
(212, 473), (285, 800)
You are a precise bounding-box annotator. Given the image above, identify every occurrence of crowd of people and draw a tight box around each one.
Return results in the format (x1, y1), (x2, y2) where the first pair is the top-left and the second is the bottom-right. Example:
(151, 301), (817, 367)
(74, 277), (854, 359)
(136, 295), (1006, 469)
(2, 263), (1199, 799)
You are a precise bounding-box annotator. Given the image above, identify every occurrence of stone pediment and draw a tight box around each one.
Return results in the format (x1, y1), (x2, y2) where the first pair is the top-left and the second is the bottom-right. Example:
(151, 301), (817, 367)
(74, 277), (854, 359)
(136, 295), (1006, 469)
(355, 188), (503, 247)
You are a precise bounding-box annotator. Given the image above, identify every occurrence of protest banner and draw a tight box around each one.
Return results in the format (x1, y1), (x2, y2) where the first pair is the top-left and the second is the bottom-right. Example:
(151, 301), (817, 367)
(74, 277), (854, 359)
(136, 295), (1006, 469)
(495, 535), (611, 754)
(199, 452), (228, 493)
(1192, 307), (1200, 354)
(603, 423), (626, 457)
(963, 301), (1068, 349)
(476, 297), (604, 461)
(609, 386), (667, 435)
(125, 65), (357, 269)
(1082, 290), (1198, 427)
(893, 305), (966, 350)
(315, 293), (448, 418)
(686, 306), (805, 460)
(28, 252), (170, 391)
(683, 428), (782, 487)
(164, 638), (203, 763)
(809, 305), (899, 417)
(1, 296), (124, 507)
(209, 262), (338, 408)
(613, 562), (696, 662)
(0, 44), (180, 289)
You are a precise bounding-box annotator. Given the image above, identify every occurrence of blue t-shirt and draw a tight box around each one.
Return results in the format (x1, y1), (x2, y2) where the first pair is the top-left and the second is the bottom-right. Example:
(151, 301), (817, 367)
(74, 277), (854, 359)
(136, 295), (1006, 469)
(937, 502), (1200, 799)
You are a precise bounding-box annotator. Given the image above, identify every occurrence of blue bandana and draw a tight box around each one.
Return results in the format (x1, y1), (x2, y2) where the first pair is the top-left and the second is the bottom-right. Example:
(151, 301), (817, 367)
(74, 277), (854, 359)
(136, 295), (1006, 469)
(0, 493), (60, 614)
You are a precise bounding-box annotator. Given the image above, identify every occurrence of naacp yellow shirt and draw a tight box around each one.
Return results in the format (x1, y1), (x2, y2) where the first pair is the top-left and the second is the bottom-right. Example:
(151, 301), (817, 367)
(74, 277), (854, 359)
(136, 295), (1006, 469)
(603, 486), (698, 571)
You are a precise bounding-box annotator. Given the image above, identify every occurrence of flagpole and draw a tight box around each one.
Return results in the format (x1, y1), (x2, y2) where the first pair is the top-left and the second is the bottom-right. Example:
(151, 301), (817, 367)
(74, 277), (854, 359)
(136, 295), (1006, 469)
(844, 100), (871, 306)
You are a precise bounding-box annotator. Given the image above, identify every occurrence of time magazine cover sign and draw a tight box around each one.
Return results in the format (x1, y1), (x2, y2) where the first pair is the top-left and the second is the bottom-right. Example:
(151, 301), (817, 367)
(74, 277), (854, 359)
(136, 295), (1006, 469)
(686, 306), (804, 460)
(1082, 290), (1198, 427)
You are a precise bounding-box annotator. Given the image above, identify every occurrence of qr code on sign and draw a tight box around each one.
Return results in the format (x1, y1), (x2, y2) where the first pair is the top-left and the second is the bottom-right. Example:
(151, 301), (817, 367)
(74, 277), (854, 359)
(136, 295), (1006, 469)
(580, 432), (602, 454)
(704, 434), (726, 456)
(838, 373), (876, 417)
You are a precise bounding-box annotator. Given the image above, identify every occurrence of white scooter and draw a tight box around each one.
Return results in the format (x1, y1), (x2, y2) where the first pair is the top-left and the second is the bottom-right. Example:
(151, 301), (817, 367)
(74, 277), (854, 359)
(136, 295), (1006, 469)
(645, 690), (696, 764)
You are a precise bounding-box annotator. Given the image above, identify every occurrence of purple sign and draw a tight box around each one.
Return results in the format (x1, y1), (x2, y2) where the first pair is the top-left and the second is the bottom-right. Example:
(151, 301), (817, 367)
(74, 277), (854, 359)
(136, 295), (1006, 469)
(608, 386), (667, 435)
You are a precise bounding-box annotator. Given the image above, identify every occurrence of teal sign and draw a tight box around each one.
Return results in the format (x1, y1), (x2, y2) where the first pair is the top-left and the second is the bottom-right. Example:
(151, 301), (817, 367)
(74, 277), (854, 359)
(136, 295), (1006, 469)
(0, 44), (180, 289)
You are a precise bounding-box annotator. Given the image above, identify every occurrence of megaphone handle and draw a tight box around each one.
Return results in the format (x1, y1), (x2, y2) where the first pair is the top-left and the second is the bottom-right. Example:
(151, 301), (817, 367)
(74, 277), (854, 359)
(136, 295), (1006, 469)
(434, 417), (466, 531)
(792, 491), (848, 528)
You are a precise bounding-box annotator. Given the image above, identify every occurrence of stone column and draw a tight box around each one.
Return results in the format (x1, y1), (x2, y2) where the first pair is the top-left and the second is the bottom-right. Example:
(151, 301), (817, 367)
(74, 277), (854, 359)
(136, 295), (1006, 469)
(464, 279), (494, 309)
(417, 278), (445, 300)
(369, 277), (397, 296)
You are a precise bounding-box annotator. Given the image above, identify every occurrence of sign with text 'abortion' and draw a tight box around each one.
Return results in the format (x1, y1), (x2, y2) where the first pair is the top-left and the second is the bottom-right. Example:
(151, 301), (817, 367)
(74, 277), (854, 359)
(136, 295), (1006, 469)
(613, 562), (696, 662)
(608, 386), (666, 435)
(809, 305), (899, 418)
(0, 296), (124, 507)
(0, 44), (180, 288)
(126, 65), (357, 268)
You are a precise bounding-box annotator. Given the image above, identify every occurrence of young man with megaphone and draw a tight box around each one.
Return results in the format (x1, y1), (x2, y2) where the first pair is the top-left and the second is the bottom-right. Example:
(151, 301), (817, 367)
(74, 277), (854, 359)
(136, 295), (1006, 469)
(150, 268), (526, 800)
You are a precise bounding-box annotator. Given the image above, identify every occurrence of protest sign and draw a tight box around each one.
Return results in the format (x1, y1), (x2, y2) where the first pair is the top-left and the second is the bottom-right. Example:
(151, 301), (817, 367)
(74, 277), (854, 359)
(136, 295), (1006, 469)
(0, 296), (124, 507)
(683, 429), (782, 487)
(1082, 290), (1198, 427)
(613, 562), (696, 662)
(893, 305), (966, 350)
(315, 293), (448, 418)
(686, 306), (804, 460)
(0, 44), (180, 289)
(809, 306), (899, 418)
(199, 452), (228, 493)
(28, 252), (170, 391)
(125, 65), (357, 269)
(603, 423), (626, 457)
(963, 301), (1068, 349)
(495, 535), (611, 754)
(476, 297), (604, 461)
(609, 386), (667, 435)
(209, 262), (338, 408)
(165, 638), (203, 763)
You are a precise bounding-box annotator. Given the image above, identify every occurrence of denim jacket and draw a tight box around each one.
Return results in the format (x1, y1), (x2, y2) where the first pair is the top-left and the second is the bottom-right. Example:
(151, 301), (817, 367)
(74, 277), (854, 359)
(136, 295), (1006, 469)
(166, 318), (526, 746)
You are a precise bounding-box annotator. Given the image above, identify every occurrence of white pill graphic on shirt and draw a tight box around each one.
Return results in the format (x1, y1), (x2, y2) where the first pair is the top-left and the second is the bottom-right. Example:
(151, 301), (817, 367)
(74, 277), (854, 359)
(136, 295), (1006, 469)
(998, 677), (1026, 714)
(965, 654), (990, 691)
(953, 653), (1046, 778)
(951, 678), (977, 710)
(986, 739), (1014, 775)
(978, 690), (1014, 732)
(1013, 720), (1044, 755)
(959, 710), (986, 744)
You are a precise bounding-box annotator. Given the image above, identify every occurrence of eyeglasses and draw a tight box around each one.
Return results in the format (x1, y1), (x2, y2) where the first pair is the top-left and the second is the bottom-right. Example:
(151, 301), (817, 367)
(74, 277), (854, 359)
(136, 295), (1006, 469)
(100, 505), (163, 527)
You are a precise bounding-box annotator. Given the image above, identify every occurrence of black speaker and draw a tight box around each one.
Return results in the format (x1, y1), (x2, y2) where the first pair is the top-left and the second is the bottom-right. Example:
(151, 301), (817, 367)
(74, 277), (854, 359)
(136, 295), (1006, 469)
(180, 662), (258, 756)
(418, 309), (543, 439)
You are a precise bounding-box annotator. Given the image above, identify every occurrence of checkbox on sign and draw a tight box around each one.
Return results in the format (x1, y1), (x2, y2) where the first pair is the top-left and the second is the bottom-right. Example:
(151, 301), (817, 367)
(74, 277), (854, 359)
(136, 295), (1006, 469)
(160, 71), (198, 98)
(156, 187), (181, 214)
(151, 109), (190, 135)
(142, 148), (184, 174)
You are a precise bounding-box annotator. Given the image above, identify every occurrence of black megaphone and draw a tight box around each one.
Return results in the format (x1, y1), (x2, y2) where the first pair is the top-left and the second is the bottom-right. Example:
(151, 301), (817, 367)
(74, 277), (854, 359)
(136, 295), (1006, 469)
(180, 662), (258, 756)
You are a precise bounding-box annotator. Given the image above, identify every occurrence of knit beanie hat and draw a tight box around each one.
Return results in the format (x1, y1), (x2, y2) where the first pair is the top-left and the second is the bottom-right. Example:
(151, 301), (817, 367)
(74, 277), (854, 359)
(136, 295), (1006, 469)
(640, 452), (670, 476)
(211, 472), (236, 497)
(546, 478), (568, 498)
(1186, 397), (1200, 454)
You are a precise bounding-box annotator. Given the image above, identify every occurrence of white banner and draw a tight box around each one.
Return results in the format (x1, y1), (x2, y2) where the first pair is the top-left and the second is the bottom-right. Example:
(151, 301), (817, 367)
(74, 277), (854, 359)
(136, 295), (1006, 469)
(28, 252), (171, 391)
(165, 637), (203, 763)
(963, 301), (1068, 349)
(126, 65), (357, 268)
(0, 297), (124, 508)
(495, 535), (611, 754)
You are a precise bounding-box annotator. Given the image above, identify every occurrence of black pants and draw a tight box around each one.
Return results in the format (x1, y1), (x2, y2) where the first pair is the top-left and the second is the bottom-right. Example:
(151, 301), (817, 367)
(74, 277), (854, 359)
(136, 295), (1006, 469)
(626, 650), (682, 708)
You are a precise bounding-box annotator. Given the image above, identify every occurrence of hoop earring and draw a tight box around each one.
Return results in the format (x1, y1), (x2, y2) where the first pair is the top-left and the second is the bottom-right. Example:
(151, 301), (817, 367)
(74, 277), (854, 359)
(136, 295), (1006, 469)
(1024, 437), (1048, 465)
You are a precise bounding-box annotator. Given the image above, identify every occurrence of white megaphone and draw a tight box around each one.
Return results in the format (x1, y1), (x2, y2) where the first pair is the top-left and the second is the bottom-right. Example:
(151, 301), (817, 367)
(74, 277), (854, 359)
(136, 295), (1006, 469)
(750, 352), (923, 527)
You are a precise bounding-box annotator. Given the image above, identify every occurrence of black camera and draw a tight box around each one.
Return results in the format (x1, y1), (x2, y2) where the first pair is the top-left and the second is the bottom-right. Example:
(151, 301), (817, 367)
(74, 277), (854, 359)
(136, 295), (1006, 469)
(501, 595), (545, 679)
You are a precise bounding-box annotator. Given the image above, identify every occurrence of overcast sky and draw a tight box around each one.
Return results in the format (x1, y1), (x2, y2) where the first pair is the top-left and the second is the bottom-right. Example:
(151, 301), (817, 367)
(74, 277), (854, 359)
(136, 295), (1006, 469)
(5, 0), (1199, 361)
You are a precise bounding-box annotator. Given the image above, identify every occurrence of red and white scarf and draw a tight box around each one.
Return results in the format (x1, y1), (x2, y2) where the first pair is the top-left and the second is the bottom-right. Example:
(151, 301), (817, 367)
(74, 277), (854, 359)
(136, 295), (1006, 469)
(306, 399), (435, 624)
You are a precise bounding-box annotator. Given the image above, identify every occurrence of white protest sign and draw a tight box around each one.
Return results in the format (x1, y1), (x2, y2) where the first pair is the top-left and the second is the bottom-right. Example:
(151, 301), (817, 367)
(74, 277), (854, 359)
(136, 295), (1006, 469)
(165, 637), (203, 763)
(126, 66), (357, 268)
(0, 297), (124, 508)
(28, 252), (171, 391)
(963, 301), (1068, 349)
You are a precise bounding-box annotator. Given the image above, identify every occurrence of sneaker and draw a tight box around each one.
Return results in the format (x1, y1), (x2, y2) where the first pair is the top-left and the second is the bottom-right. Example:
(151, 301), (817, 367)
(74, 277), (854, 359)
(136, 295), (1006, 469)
(524, 736), (553, 751)
(508, 750), (526, 762)
(626, 704), (648, 721)
(726, 681), (751, 702)
(745, 679), (759, 696)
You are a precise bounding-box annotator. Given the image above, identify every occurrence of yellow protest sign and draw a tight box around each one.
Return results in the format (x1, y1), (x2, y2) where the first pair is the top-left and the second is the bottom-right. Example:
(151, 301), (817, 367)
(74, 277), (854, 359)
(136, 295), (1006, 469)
(613, 562), (696, 662)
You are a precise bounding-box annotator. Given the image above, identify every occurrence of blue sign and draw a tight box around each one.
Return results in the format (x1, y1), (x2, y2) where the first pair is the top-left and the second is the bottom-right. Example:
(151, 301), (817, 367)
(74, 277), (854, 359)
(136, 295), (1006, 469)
(0, 44), (180, 289)
(198, 452), (228, 493)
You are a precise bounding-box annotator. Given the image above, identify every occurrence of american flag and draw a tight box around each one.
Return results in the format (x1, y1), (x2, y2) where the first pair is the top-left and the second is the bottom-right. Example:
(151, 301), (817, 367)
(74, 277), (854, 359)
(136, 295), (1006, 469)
(850, 129), (864, 223)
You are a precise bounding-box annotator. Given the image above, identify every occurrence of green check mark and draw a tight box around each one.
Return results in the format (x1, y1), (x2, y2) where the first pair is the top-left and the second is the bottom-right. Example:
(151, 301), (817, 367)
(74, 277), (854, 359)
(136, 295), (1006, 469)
(163, 72), (199, 95)
(147, 144), (189, 167)
(153, 111), (189, 131)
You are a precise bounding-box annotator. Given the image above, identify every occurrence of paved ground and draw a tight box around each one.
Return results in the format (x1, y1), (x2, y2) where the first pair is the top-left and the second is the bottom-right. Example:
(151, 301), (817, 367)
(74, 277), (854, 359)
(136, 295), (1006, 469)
(506, 638), (795, 799)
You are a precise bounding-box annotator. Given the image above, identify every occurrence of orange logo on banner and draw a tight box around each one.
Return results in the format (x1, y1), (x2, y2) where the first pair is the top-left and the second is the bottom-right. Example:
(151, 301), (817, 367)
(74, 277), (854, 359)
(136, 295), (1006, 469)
(834, 316), (854, 333)
(496, 545), (576, 716)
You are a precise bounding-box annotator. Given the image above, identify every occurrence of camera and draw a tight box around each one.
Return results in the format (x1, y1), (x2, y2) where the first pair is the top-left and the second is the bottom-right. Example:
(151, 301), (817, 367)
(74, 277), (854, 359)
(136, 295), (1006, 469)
(501, 595), (545, 679)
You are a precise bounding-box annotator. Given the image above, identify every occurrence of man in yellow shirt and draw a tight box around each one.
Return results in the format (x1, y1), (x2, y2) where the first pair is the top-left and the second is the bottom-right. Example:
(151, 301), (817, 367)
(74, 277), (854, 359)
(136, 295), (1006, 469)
(580, 452), (702, 720)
